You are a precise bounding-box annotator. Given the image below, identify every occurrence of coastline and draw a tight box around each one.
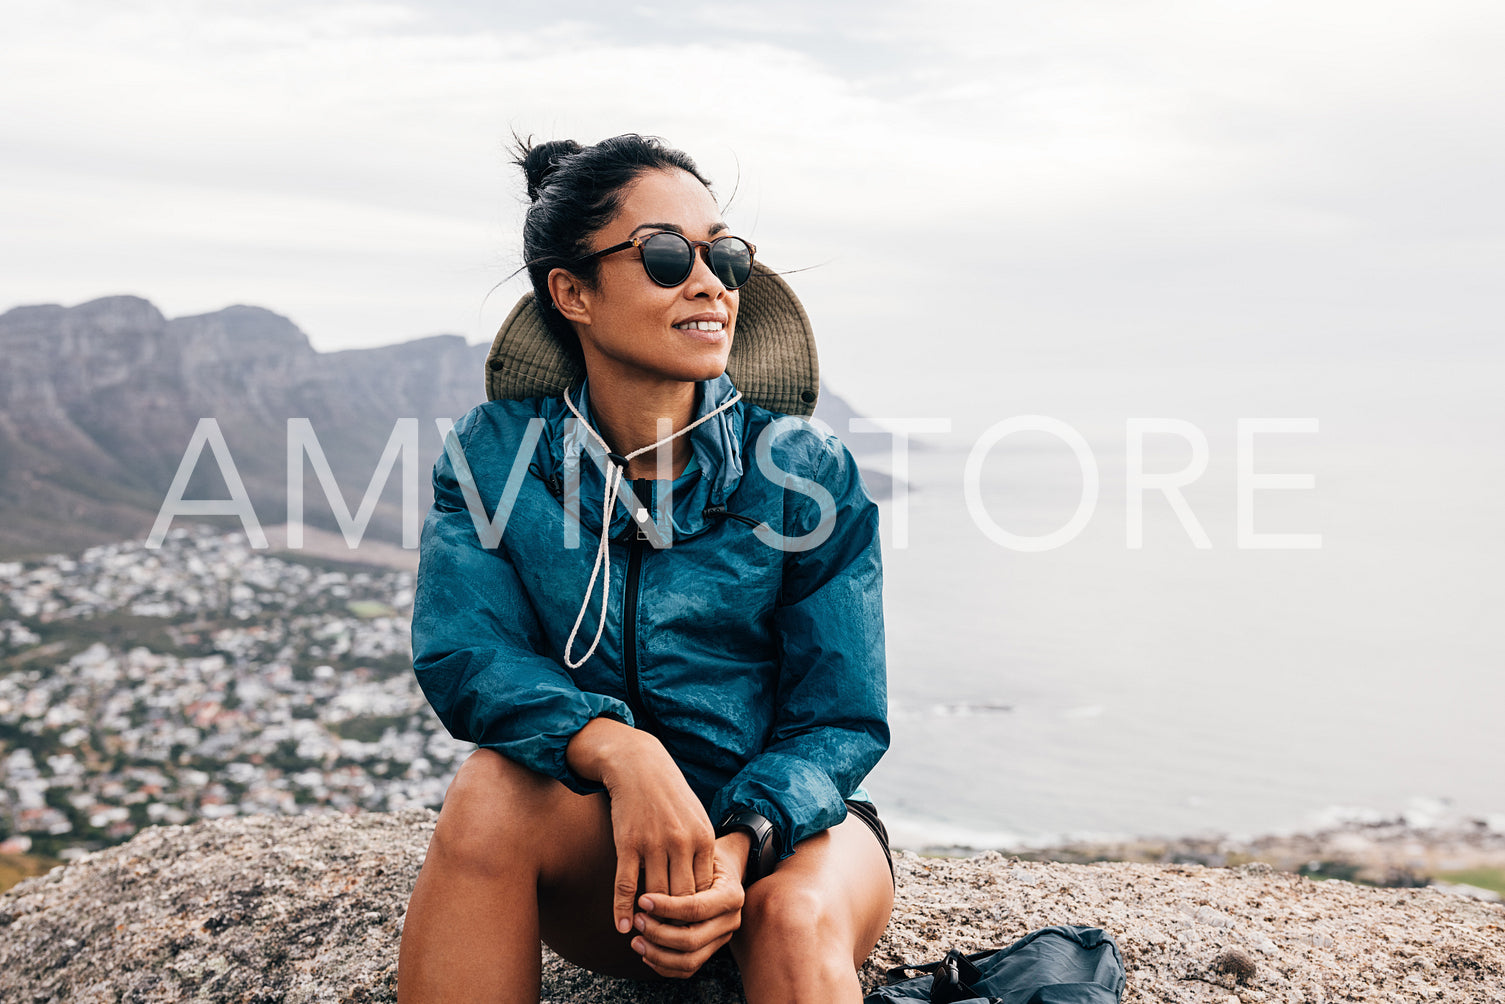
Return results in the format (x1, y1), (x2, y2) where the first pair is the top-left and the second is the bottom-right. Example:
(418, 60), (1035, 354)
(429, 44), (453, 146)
(897, 814), (1505, 901)
(7, 812), (1505, 899)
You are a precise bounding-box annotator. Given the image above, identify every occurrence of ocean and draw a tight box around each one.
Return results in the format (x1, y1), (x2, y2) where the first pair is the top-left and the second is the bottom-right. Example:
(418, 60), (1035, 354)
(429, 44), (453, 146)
(856, 358), (1505, 848)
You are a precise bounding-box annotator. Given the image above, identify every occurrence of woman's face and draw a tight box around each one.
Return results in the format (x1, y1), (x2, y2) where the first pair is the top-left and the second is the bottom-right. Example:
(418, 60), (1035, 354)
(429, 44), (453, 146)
(561, 168), (738, 390)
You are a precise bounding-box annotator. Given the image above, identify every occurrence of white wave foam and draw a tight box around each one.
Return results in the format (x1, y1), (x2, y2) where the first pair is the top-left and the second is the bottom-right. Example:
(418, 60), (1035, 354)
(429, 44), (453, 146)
(879, 811), (1134, 853)
(928, 701), (1014, 717)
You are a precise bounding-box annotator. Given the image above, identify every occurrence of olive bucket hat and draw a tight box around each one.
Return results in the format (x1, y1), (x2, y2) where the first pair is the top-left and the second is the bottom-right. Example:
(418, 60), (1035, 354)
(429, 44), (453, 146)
(484, 262), (820, 417)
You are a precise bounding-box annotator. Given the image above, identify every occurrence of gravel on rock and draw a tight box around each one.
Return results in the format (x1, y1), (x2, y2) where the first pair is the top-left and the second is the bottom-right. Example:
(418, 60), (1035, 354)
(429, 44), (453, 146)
(0, 812), (1501, 1003)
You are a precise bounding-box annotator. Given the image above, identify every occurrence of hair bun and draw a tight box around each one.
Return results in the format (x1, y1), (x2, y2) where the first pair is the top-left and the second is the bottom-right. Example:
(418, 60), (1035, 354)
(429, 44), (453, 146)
(515, 138), (582, 200)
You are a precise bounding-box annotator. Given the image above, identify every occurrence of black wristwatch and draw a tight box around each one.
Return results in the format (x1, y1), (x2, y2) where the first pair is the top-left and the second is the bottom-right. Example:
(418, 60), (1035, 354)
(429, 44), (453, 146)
(716, 809), (778, 884)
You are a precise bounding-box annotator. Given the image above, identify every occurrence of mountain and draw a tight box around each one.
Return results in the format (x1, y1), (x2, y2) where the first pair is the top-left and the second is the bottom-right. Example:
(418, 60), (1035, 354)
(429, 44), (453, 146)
(0, 296), (488, 560)
(0, 296), (887, 561)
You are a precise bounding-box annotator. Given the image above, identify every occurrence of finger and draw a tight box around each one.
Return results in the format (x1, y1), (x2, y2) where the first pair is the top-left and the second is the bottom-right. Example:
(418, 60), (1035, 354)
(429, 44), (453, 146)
(612, 850), (641, 935)
(693, 840), (714, 893)
(633, 935), (699, 979)
(633, 930), (735, 979)
(643, 848), (670, 899)
(637, 911), (738, 953)
(641, 879), (741, 925)
(632, 935), (724, 980)
(669, 845), (698, 898)
(639, 952), (698, 980)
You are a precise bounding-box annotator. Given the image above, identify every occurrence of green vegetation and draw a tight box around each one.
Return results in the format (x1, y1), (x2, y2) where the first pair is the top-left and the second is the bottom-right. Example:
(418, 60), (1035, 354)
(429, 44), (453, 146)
(352, 652), (413, 680)
(1297, 859), (1362, 883)
(1434, 867), (1505, 896)
(22, 832), (97, 859)
(0, 720), (61, 758)
(1297, 859), (1429, 888)
(267, 740), (308, 774)
(346, 600), (396, 619)
(291, 650), (412, 682)
(329, 715), (409, 744)
(31, 612), (206, 660)
(271, 550), (395, 577)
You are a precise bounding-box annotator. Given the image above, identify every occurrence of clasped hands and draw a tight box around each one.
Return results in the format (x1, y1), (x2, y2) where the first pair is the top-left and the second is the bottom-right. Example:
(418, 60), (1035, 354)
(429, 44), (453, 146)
(566, 717), (756, 979)
(622, 830), (750, 978)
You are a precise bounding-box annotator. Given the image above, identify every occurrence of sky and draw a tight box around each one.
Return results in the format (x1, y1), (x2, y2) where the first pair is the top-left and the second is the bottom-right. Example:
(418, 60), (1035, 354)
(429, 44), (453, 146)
(4, 0), (1502, 427)
(3, 0), (1503, 834)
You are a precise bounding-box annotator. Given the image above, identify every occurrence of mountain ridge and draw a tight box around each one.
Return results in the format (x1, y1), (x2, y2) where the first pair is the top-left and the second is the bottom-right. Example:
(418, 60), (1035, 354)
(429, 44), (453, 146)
(0, 295), (490, 560)
(0, 295), (886, 561)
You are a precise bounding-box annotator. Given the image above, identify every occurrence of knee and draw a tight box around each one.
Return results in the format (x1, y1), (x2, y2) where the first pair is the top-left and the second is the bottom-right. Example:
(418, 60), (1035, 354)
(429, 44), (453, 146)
(735, 879), (860, 995)
(739, 879), (842, 954)
(426, 750), (547, 875)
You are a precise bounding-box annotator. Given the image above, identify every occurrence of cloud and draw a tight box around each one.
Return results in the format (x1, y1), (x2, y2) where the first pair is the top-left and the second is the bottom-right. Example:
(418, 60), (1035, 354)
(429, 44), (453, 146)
(1, 0), (1501, 393)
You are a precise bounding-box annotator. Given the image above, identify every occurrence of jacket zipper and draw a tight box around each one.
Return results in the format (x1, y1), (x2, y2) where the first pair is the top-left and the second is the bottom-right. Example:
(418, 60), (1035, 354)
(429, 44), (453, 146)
(622, 478), (655, 733)
(618, 483), (758, 734)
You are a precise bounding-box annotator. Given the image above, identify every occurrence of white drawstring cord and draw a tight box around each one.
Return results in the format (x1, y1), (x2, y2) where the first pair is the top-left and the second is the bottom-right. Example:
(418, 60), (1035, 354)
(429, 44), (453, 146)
(560, 386), (742, 669)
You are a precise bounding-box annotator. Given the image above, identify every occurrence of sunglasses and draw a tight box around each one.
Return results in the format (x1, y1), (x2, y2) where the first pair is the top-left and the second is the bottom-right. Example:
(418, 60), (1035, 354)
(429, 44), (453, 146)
(572, 231), (757, 289)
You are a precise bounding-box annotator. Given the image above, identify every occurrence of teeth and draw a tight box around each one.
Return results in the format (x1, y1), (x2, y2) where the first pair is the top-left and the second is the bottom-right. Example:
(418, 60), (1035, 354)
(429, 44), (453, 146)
(676, 320), (724, 331)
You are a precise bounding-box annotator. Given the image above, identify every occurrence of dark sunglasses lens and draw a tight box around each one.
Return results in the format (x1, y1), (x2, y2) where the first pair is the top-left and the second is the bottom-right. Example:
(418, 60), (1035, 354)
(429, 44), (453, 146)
(709, 238), (754, 289)
(640, 233), (693, 286)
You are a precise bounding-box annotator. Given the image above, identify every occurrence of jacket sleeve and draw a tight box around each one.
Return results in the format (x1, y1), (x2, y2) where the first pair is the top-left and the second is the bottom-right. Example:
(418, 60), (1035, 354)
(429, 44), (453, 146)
(410, 411), (633, 794)
(708, 433), (889, 859)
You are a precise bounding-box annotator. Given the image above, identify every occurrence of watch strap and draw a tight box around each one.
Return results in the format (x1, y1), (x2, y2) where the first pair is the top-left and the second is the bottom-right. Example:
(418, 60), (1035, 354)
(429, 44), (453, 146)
(716, 809), (778, 884)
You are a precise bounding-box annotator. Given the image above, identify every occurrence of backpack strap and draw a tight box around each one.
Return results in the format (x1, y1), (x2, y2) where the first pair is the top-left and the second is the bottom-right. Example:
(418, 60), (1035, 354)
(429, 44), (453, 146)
(885, 948), (997, 983)
(883, 949), (1001, 1003)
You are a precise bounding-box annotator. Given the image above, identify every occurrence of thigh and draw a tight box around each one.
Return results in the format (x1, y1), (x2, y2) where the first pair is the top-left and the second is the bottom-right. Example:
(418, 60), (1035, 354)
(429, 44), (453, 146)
(440, 749), (662, 982)
(735, 810), (895, 968)
(535, 801), (667, 981)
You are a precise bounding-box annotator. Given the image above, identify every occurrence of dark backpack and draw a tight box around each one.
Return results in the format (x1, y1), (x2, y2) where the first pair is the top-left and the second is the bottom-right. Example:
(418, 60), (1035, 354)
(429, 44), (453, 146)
(864, 925), (1126, 1004)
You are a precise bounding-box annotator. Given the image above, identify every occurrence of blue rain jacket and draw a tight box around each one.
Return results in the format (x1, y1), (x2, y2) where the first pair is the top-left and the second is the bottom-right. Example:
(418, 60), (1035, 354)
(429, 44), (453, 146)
(411, 372), (888, 858)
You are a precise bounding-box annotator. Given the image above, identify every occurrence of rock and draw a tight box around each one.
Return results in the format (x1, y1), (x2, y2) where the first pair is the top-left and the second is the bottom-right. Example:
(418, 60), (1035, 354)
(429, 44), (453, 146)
(1211, 947), (1258, 984)
(2, 812), (1504, 1003)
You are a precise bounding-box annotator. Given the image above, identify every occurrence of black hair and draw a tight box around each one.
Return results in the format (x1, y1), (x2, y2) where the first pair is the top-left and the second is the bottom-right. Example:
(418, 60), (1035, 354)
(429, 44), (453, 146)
(513, 133), (715, 356)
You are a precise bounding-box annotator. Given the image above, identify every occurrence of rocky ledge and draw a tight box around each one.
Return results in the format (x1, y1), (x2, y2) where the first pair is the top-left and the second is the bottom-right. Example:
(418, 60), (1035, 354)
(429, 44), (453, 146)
(1, 811), (1502, 1003)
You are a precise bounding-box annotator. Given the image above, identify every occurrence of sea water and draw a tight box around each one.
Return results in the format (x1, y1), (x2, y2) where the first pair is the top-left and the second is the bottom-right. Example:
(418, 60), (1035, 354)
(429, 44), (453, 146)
(858, 359), (1505, 847)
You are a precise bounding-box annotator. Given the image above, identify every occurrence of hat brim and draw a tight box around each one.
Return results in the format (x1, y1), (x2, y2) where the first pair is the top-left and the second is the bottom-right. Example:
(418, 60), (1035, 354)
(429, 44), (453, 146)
(484, 262), (820, 417)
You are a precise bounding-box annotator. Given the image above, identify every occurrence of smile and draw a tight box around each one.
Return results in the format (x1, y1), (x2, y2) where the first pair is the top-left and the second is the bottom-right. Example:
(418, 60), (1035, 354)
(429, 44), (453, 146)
(673, 320), (725, 331)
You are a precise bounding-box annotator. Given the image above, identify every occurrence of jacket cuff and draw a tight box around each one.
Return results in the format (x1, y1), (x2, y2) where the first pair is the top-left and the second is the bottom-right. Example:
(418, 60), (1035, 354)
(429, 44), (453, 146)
(563, 704), (637, 794)
(485, 700), (634, 797)
(710, 758), (849, 861)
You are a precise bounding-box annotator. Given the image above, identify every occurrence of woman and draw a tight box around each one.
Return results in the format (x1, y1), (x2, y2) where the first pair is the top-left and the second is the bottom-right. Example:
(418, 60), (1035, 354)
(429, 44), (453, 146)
(398, 134), (891, 1003)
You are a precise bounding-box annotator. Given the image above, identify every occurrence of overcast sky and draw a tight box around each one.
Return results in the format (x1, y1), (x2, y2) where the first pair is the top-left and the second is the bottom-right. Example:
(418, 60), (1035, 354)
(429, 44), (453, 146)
(3, 0), (1501, 423)
(6, 1), (1504, 831)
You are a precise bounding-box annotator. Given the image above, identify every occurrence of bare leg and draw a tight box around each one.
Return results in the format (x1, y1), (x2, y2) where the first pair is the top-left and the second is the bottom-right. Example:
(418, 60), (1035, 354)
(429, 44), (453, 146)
(397, 749), (662, 1003)
(731, 812), (895, 1004)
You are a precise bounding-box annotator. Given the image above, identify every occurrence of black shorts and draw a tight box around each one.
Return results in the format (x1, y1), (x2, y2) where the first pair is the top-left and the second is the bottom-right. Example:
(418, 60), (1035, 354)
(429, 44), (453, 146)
(844, 798), (895, 885)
